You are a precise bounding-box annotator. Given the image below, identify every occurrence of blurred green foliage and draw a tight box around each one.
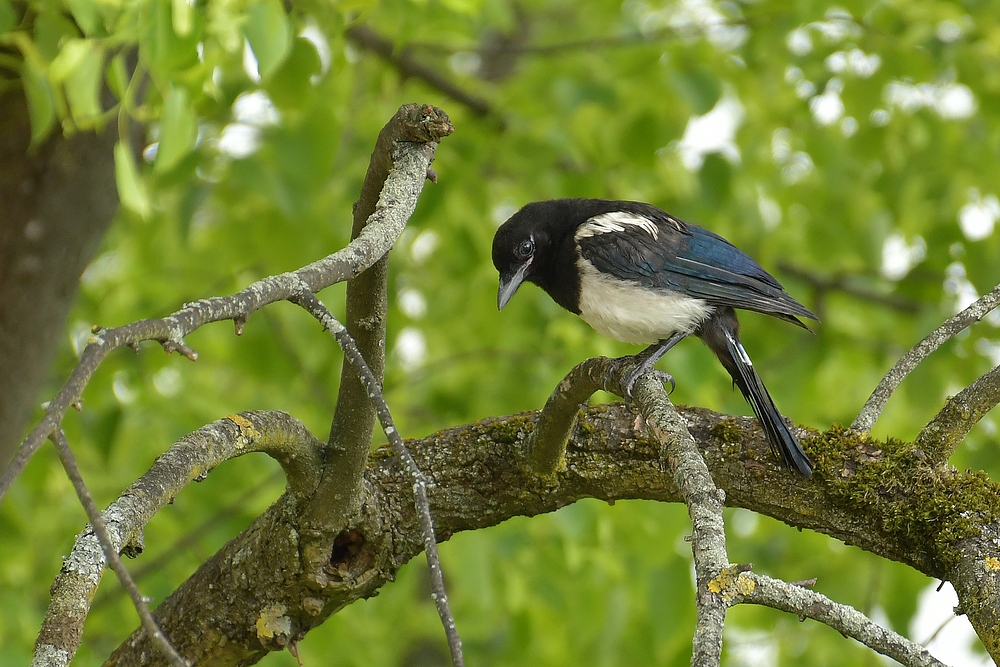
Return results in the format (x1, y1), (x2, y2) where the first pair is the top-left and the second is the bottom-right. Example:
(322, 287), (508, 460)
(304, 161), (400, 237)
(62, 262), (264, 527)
(2, 0), (1000, 663)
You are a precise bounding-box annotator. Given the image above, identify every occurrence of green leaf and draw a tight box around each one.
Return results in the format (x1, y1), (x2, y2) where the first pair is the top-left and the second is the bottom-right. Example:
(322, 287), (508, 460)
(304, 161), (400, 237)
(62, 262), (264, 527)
(245, 0), (292, 80)
(115, 141), (151, 219)
(155, 85), (198, 173)
(670, 68), (722, 115)
(47, 38), (91, 82)
(65, 0), (102, 37)
(143, 0), (199, 74)
(0, 0), (16, 34)
(106, 52), (130, 100)
(21, 60), (56, 145)
(265, 36), (322, 108)
(438, 0), (483, 15)
(171, 0), (193, 37)
(33, 11), (81, 61)
(63, 42), (105, 124)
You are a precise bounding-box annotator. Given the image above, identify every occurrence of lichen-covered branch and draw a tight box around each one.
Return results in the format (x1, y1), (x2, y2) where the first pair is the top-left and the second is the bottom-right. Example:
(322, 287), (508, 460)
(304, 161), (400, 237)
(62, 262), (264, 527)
(948, 526), (1000, 659)
(526, 355), (624, 474)
(531, 357), (733, 665)
(34, 411), (324, 666)
(0, 104), (452, 505)
(852, 282), (1000, 433)
(102, 400), (1000, 665)
(915, 364), (1000, 464)
(631, 374), (730, 666)
(733, 572), (946, 667)
(47, 430), (188, 667)
(315, 104), (452, 533)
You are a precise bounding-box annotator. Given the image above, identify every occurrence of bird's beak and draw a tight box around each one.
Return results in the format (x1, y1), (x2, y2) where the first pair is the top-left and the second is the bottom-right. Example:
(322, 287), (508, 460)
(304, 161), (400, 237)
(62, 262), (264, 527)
(497, 262), (530, 310)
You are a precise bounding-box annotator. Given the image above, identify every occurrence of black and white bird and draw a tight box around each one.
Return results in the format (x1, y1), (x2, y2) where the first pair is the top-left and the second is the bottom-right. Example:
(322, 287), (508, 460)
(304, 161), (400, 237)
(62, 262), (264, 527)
(492, 198), (816, 478)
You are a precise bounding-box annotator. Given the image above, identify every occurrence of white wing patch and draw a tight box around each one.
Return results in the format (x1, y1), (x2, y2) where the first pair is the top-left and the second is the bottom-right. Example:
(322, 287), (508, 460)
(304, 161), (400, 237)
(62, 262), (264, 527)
(575, 211), (660, 241)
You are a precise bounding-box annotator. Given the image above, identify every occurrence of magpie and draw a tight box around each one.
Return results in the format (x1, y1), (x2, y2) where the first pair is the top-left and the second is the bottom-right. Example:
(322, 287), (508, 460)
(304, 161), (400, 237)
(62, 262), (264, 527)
(492, 198), (816, 478)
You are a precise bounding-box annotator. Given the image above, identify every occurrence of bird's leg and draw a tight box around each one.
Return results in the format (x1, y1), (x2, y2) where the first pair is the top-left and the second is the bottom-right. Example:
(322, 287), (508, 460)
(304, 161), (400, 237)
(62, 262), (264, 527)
(621, 331), (687, 400)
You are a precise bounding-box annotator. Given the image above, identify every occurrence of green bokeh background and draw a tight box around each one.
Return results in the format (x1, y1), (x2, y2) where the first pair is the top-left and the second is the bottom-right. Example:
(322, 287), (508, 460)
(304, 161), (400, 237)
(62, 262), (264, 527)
(2, 0), (999, 664)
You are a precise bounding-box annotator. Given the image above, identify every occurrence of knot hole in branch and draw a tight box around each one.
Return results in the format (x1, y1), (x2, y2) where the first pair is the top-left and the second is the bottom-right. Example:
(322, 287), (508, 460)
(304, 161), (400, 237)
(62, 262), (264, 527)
(328, 528), (374, 581)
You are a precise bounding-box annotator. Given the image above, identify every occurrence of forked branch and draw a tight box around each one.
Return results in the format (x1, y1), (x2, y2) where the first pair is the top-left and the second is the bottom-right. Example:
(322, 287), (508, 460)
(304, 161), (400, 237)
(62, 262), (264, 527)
(0, 104), (453, 504)
(853, 282), (1000, 433)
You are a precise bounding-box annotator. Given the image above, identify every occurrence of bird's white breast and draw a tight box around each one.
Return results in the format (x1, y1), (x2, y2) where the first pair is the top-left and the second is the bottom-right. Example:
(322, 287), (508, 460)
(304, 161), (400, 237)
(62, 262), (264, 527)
(575, 257), (713, 344)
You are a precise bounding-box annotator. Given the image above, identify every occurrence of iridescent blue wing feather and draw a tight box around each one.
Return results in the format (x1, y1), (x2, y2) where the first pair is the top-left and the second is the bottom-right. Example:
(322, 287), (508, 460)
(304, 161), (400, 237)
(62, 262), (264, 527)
(577, 213), (817, 326)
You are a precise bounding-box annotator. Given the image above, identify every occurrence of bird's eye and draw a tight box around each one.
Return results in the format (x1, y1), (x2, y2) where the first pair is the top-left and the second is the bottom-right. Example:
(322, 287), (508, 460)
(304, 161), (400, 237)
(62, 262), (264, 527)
(516, 239), (534, 259)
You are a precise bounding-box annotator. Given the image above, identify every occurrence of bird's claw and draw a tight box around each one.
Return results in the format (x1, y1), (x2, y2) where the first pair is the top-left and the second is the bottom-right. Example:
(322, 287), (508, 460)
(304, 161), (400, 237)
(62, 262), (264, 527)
(621, 367), (676, 405)
(652, 370), (677, 395)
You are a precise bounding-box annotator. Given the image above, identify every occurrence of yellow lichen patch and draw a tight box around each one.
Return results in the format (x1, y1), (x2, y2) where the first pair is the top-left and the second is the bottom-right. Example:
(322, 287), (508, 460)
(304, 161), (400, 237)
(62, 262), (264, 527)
(707, 565), (754, 603)
(227, 414), (260, 439)
(734, 573), (756, 596)
(707, 574), (728, 594)
(985, 557), (1000, 572)
(256, 603), (291, 640)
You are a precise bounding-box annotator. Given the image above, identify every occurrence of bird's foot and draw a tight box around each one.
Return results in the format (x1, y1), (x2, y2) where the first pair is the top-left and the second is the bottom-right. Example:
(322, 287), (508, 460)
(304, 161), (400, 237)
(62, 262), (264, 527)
(621, 365), (676, 404)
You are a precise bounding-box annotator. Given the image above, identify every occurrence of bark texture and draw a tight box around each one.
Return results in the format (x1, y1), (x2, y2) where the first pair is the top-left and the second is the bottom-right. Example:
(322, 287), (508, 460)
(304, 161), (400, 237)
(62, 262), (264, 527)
(0, 90), (119, 467)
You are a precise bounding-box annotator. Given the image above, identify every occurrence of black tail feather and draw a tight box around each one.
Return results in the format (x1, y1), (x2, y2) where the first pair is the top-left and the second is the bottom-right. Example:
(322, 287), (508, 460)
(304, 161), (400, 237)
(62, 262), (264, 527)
(699, 308), (813, 478)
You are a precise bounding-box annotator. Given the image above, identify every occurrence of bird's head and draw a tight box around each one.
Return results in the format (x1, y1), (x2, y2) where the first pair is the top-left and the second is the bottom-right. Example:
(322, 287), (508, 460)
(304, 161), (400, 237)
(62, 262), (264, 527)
(491, 201), (573, 310)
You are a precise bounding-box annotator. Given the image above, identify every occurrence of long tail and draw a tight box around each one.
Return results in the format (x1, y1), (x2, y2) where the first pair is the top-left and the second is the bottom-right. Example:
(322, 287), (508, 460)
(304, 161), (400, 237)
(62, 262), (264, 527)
(699, 309), (813, 478)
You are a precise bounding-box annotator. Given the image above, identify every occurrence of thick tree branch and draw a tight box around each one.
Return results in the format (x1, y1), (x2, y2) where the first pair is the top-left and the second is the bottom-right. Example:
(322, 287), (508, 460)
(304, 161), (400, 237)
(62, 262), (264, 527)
(528, 357), (956, 665)
(34, 412), (324, 667)
(915, 364), (1000, 464)
(853, 282), (1000, 433)
(101, 399), (1000, 665)
(0, 104), (453, 504)
(734, 572), (946, 667)
(949, 527), (1000, 660)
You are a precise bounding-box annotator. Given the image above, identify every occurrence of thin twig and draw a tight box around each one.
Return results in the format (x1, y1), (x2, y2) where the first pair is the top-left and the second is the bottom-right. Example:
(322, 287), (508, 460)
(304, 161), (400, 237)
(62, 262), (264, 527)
(50, 430), (189, 667)
(632, 373), (729, 665)
(778, 262), (921, 314)
(347, 26), (492, 117)
(290, 288), (464, 667)
(737, 572), (947, 667)
(852, 282), (1000, 433)
(403, 22), (742, 56)
(921, 613), (958, 648)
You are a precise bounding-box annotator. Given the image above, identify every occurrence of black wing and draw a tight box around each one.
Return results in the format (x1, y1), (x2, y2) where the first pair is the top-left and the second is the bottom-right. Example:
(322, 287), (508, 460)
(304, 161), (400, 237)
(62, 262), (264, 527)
(577, 214), (817, 326)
